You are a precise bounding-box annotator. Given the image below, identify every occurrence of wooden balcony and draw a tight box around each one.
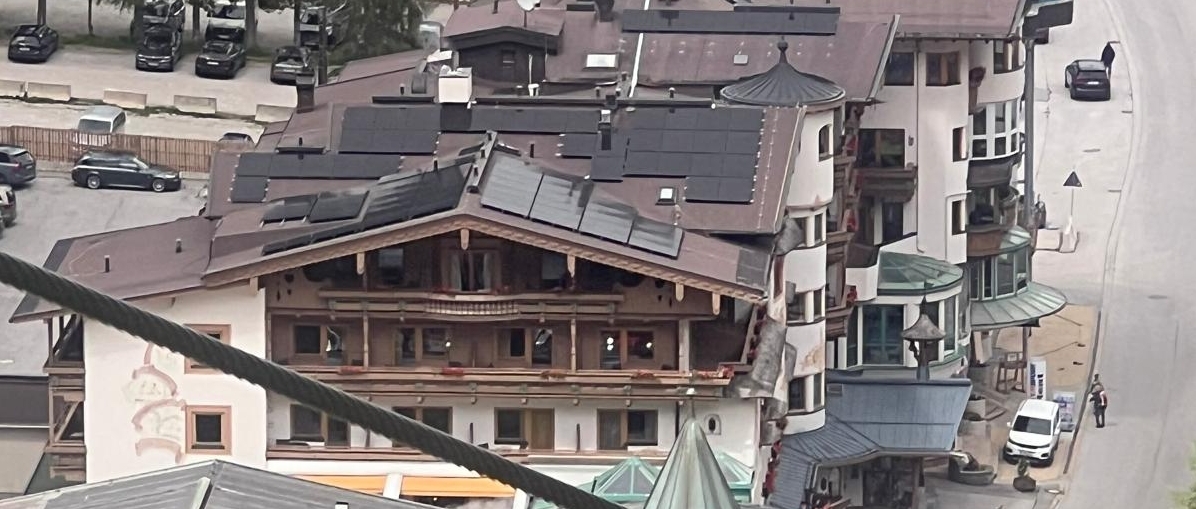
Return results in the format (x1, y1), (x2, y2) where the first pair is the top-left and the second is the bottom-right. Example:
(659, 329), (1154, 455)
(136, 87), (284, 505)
(45, 442), (85, 482)
(318, 289), (625, 319)
(857, 164), (918, 202)
(267, 443), (670, 464)
(826, 229), (854, 265)
(967, 193), (1020, 258)
(290, 366), (734, 399)
(44, 314), (86, 482)
(824, 285), (857, 338)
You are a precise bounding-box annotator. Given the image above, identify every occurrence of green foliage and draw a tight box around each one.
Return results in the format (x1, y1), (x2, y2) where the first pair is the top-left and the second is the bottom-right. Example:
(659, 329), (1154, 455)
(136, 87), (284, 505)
(332, 0), (422, 61)
(1174, 446), (1196, 508)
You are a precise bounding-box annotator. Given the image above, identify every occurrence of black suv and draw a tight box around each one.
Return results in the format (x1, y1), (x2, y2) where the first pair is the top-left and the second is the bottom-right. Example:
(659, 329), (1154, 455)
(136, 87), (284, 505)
(270, 45), (311, 84)
(0, 144), (37, 186)
(71, 151), (182, 192)
(136, 23), (182, 72)
(195, 40), (246, 78)
(129, 0), (186, 36)
(7, 24), (59, 63)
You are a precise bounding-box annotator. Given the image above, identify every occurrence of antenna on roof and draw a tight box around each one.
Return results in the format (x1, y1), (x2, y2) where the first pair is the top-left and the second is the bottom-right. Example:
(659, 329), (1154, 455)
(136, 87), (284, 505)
(516, 0), (541, 27)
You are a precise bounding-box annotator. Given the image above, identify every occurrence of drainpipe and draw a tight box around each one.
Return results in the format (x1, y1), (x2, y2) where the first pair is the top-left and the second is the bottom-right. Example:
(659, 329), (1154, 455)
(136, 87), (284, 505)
(1021, 38), (1037, 396)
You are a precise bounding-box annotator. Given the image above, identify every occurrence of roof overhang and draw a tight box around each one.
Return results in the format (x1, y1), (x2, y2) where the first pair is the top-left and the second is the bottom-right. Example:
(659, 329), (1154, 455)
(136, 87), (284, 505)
(970, 282), (1067, 331)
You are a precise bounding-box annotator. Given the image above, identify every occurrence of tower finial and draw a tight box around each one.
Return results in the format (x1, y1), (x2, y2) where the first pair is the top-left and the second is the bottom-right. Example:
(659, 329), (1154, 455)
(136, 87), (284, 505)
(777, 39), (789, 64)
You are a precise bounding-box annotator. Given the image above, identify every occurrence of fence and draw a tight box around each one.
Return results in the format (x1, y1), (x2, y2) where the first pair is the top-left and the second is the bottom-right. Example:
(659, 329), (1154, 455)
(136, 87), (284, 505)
(0, 126), (217, 175)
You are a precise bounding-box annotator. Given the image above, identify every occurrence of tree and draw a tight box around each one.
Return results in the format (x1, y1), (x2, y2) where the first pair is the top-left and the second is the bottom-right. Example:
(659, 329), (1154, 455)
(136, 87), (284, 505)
(1175, 447), (1196, 508)
(256, 0), (423, 59)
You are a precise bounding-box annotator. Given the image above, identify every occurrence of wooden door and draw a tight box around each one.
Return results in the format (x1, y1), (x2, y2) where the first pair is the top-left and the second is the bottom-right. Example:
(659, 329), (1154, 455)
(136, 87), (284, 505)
(526, 409), (555, 450)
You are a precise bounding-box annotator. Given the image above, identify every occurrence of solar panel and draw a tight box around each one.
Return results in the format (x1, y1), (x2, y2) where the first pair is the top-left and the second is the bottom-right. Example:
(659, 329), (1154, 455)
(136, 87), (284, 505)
(343, 105), (442, 131)
(309, 190), (370, 223)
(559, 133), (597, 158)
(619, 9), (840, 35)
(470, 107), (601, 134)
(331, 154), (403, 179)
(654, 152), (693, 177)
(589, 154), (625, 182)
(659, 130), (693, 153)
(722, 154), (759, 178)
(691, 131), (729, 154)
(528, 174), (590, 229)
(685, 176), (755, 204)
(726, 132), (761, 155)
(230, 176), (268, 203)
(480, 156), (544, 217)
(262, 195), (317, 222)
(340, 105), (442, 154)
(628, 218), (684, 258)
(265, 153), (333, 178)
(407, 166), (467, 219)
(729, 108), (765, 131)
(578, 200), (636, 243)
(694, 109), (733, 131)
(235, 153), (272, 177)
(626, 108), (667, 129)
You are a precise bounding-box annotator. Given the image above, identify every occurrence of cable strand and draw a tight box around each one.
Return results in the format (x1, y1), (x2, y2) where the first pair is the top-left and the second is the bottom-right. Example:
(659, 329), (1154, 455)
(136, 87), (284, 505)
(0, 251), (619, 509)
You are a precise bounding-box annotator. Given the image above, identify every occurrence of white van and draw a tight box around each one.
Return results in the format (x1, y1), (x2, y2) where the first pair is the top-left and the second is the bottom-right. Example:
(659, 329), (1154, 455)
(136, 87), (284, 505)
(75, 106), (127, 148)
(1003, 399), (1062, 466)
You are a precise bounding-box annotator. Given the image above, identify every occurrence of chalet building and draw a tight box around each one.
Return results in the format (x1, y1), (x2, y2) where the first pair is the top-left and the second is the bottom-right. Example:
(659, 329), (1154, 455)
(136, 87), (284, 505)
(9, 0), (1067, 508)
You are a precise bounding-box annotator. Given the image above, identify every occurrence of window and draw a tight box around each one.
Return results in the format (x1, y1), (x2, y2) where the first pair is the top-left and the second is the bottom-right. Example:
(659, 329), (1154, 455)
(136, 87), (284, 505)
(884, 52), (915, 86)
(657, 186), (677, 205)
(494, 409), (554, 449)
(540, 252), (568, 289)
(846, 309), (860, 367)
(857, 129), (905, 169)
(186, 406), (231, 454)
(392, 407), (452, 447)
(952, 127), (967, 161)
(498, 328), (554, 366)
(812, 372), (824, 407)
(818, 124), (832, 160)
(787, 373), (825, 412)
(969, 247), (1031, 300)
(292, 324), (347, 362)
(376, 247), (408, 287)
(290, 404), (350, 446)
(811, 212), (825, 245)
(881, 201), (904, 243)
(599, 330), (656, 369)
(862, 305), (905, 365)
(972, 100), (1021, 160)
(394, 327), (452, 363)
(302, 256), (360, 287)
(926, 52), (961, 86)
(943, 296), (958, 353)
(444, 251), (495, 292)
(919, 300), (941, 362)
(597, 409), (659, 450)
(184, 324), (231, 373)
(951, 199), (967, 235)
(993, 41), (1022, 73)
(787, 287), (825, 324)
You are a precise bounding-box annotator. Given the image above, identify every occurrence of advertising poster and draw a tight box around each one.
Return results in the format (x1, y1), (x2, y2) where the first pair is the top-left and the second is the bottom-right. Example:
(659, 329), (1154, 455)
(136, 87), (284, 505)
(1028, 356), (1048, 400)
(1054, 391), (1077, 432)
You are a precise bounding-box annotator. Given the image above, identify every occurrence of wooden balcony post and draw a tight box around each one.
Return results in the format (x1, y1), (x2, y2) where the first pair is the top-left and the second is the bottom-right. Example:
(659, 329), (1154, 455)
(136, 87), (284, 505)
(566, 255), (576, 277)
(362, 307), (370, 368)
(45, 318), (52, 360)
(675, 283), (685, 302)
(569, 319), (578, 371)
(459, 229), (470, 250)
(678, 319), (691, 372)
(356, 253), (366, 275)
(711, 293), (721, 315)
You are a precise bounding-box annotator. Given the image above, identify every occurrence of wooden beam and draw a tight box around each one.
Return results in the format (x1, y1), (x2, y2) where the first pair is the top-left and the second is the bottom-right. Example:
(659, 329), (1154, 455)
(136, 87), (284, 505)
(460, 229), (470, 250)
(712, 293), (721, 315)
(356, 253), (366, 275)
(53, 401), (80, 442)
(569, 319), (578, 371)
(675, 283), (685, 301)
(362, 304), (371, 369)
(566, 255), (576, 277)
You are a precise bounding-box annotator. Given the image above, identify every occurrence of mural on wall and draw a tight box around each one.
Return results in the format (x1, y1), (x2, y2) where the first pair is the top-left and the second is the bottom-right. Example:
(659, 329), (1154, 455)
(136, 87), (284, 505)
(122, 344), (187, 464)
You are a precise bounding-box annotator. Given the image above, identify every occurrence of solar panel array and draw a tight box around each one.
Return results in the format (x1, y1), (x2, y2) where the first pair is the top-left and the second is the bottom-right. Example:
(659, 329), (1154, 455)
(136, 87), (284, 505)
(467, 106), (600, 134)
(620, 8), (840, 35)
(262, 195), (317, 223)
(480, 155), (684, 258)
(262, 162), (469, 255)
(338, 105), (442, 155)
(230, 152), (404, 204)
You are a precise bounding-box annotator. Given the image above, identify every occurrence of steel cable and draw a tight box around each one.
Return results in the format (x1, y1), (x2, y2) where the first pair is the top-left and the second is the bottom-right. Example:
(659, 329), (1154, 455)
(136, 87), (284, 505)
(0, 251), (620, 509)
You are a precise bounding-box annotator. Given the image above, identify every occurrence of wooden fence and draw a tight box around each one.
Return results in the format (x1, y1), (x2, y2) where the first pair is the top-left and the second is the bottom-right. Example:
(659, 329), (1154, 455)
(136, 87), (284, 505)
(0, 126), (218, 175)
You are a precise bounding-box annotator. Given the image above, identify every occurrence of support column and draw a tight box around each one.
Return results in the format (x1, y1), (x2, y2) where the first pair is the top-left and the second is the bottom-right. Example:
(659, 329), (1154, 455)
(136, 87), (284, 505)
(569, 319), (578, 371)
(1023, 40), (1038, 228)
(677, 319), (691, 372)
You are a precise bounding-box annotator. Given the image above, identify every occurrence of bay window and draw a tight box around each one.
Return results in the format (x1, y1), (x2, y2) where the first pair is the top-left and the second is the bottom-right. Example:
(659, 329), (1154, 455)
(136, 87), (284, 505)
(862, 305), (905, 365)
(971, 99), (1022, 160)
(969, 247), (1031, 300)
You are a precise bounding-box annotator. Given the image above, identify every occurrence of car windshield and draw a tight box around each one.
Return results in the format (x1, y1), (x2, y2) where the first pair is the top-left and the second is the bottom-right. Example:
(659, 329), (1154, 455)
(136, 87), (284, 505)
(142, 31), (172, 49)
(77, 119), (112, 133)
(203, 41), (231, 54)
(1012, 416), (1052, 435)
(13, 151), (33, 165)
(215, 5), (246, 19)
(11, 36), (40, 46)
(14, 26), (40, 36)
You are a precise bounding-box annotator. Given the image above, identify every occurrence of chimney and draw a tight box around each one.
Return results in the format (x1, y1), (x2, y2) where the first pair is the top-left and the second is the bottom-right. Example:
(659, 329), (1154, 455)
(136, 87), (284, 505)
(595, 0), (615, 21)
(668, 87), (675, 98)
(104, 256), (111, 273)
(603, 93), (617, 110)
(492, 0), (499, 13)
(529, 142), (536, 158)
(598, 109), (613, 151)
(295, 67), (317, 112)
(175, 239), (182, 253)
(436, 67), (474, 104)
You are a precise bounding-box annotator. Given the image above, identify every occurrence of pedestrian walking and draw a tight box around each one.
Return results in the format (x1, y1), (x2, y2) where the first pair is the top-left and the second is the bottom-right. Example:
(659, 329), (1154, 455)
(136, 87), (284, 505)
(1089, 385), (1109, 428)
(1101, 42), (1116, 76)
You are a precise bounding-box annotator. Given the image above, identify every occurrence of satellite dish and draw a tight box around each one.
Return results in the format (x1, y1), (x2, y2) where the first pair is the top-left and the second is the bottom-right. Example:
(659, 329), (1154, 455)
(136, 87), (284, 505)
(516, 0), (541, 12)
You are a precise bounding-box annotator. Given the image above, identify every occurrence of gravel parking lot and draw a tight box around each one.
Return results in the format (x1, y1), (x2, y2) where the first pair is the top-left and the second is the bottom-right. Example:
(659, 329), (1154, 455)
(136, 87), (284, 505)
(0, 100), (263, 140)
(0, 175), (206, 376)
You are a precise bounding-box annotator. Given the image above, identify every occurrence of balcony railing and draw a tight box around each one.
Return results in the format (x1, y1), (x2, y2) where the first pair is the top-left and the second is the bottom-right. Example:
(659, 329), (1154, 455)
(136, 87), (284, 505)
(318, 289), (625, 318)
(825, 284), (857, 338)
(288, 365), (734, 399)
(967, 191), (1020, 257)
(857, 163), (918, 201)
(266, 443), (671, 464)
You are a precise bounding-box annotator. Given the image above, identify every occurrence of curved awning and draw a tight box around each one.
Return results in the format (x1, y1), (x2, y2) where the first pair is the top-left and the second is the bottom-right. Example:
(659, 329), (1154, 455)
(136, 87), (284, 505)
(878, 252), (964, 296)
(970, 282), (1067, 331)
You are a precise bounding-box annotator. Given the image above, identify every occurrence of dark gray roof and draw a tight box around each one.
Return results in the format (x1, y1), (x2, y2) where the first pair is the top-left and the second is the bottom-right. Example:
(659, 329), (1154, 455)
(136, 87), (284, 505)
(769, 376), (972, 509)
(720, 41), (846, 107)
(0, 460), (433, 509)
(970, 282), (1067, 331)
(877, 251), (964, 295)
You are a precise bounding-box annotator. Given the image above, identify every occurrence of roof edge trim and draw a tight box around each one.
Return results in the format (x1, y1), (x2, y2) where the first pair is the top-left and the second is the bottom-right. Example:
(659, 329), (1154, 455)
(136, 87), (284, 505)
(869, 15), (900, 99)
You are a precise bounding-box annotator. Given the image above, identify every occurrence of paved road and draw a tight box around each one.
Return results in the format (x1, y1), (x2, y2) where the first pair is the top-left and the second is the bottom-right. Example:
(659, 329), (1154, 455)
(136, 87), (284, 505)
(1046, 0), (1196, 506)
(0, 176), (205, 377)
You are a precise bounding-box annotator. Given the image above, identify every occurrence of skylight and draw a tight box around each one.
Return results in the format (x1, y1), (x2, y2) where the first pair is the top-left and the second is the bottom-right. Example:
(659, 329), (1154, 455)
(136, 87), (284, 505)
(733, 53), (749, 66)
(585, 53), (619, 70)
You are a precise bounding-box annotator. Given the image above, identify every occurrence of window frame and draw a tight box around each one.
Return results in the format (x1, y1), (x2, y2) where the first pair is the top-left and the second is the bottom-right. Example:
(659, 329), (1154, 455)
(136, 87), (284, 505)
(969, 248), (1031, 301)
(884, 52), (915, 86)
(291, 323), (348, 362)
(441, 249), (498, 293)
(494, 408), (555, 449)
(598, 329), (658, 369)
(861, 304), (906, 366)
(185, 405), (232, 455)
(394, 326), (453, 363)
(597, 409), (660, 450)
(951, 199), (967, 235)
(943, 296), (958, 354)
(952, 126), (968, 162)
(818, 124), (833, 161)
(925, 52), (961, 87)
(496, 327), (555, 366)
(857, 129), (906, 169)
(289, 404), (350, 446)
(391, 407), (453, 447)
(971, 99), (1022, 160)
(787, 373), (826, 413)
(184, 324), (232, 373)
(993, 40), (1023, 73)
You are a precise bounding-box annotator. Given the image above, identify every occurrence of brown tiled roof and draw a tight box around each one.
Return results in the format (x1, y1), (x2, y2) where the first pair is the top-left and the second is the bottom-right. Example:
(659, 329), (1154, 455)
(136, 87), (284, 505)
(443, 0), (568, 39)
(810, 0), (1023, 39)
(336, 48), (433, 82)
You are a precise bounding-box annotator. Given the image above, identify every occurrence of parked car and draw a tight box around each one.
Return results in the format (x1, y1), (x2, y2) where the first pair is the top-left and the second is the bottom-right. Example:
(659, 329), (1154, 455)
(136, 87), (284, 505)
(74, 105), (127, 148)
(204, 0), (251, 43)
(270, 45), (311, 84)
(129, 0), (185, 36)
(136, 23), (182, 72)
(195, 40), (246, 78)
(71, 151), (182, 193)
(7, 24), (59, 63)
(219, 132), (255, 143)
(298, 2), (348, 49)
(1003, 399), (1062, 466)
(0, 184), (15, 228)
(1063, 59), (1111, 101)
(0, 144), (37, 186)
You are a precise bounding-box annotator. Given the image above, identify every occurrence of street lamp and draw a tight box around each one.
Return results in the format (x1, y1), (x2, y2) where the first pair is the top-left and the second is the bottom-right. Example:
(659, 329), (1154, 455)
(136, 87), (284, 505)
(903, 313), (946, 382)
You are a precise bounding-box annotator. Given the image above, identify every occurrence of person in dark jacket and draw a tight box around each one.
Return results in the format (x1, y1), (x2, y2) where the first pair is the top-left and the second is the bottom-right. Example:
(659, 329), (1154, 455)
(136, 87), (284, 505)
(1101, 42), (1116, 76)
(1089, 385), (1109, 428)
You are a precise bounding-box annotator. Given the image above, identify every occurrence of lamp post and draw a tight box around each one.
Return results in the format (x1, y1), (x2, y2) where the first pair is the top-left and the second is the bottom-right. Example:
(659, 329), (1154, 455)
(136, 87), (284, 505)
(903, 314), (947, 382)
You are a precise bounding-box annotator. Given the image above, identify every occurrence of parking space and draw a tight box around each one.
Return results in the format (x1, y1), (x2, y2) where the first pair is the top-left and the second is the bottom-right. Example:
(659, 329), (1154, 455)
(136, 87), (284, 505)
(0, 100), (263, 141)
(0, 175), (205, 376)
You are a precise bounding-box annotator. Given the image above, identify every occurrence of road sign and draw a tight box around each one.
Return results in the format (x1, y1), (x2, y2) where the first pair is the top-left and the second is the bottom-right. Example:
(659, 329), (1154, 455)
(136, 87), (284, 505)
(1064, 171), (1082, 188)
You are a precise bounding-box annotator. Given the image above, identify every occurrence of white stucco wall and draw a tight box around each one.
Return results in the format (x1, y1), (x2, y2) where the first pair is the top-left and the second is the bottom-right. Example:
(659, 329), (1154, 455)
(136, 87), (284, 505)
(788, 109), (837, 209)
(971, 40), (1026, 105)
(784, 242), (827, 293)
(84, 284), (267, 482)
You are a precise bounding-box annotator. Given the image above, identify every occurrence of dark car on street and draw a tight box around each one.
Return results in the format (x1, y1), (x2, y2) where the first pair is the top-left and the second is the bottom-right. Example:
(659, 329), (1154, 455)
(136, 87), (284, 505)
(71, 151), (182, 192)
(135, 23), (182, 72)
(1064, 59), (1111, 101)
(0, 144), (37, 186)
(270, 45), (311, 84)
(195, 40), (246, 78)
(7, 24), (59, 63)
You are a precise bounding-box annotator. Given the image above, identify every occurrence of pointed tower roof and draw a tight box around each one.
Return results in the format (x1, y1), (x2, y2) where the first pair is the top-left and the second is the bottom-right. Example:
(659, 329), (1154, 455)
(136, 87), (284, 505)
(720, 40), (846, 107)
(642, 419), (739, 509)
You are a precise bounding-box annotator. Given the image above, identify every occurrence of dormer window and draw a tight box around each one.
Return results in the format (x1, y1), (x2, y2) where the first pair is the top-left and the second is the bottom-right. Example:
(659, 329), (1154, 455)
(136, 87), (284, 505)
(585, 53), (619, 70)
(657, 186), (677, 205)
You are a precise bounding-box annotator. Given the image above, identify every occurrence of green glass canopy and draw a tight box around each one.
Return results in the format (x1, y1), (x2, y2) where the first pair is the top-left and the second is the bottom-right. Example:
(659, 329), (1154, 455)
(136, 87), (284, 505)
(713, 451), (754, 503)
(530, 457), (661, 509)
(878, 252), (965, 295)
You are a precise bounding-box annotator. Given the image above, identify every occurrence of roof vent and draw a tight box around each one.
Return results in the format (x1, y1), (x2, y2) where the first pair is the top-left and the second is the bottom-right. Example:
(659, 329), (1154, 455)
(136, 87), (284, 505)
(437, 67), (474, 104)
(733, 53), (749, 66)
(657, 186), (677, 205)
(585, 53), (619, 70)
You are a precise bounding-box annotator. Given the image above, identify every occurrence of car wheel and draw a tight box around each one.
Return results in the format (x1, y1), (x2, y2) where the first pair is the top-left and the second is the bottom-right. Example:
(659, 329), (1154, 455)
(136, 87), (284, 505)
(85, 174), (102, 189)
(3, 215), (13, 227)
(151, 179), (166, 192)
(1069, 89), (1076, 100)
(1042, 454), (1055, 467)
(1063, 75), (1069, 88)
